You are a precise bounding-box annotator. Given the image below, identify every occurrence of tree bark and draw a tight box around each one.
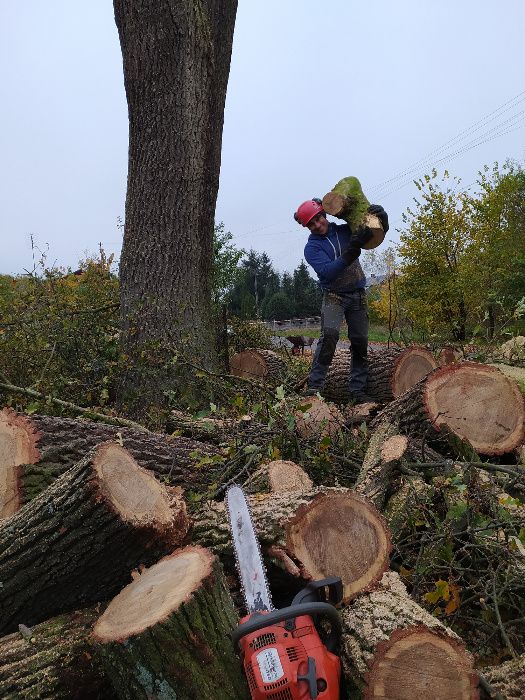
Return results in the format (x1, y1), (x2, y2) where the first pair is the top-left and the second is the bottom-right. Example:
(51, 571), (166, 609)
(168, 409), (273, 444)
(481, 654), (525, 700)
(340, 571), (479, 699)
(0, 609), (115, 700)
(366, 345), (437, 403)
(113, 0), (238, 414)
(93, 546), (248, 700)
(0, 442), (189, 634)
(354, 418), (408, 510)
(370, 362), (525, 456)
(1, 410), (221, 513)
(230, 349), (287, 383)
(193, 488), (391, 602)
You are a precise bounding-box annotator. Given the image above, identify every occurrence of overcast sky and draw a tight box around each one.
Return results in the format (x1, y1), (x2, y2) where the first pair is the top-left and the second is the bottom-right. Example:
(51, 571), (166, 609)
(1, 1), (524, 275)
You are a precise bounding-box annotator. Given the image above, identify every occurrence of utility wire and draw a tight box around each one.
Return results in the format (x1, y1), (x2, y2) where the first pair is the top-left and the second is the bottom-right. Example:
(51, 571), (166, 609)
(369, 88), (525, 195)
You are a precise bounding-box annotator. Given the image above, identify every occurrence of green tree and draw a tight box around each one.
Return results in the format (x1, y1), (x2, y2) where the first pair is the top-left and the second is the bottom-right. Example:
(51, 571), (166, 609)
(211, 223), (245, 305)
(397, 170), (473, 341)
(463, 161), (525, 338)
(292, 261), (321, 316)
(261, 291), (294, 320)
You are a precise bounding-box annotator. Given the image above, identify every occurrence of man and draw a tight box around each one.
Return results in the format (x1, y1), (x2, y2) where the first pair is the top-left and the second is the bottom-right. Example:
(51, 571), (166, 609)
(294, 198), (388, 403)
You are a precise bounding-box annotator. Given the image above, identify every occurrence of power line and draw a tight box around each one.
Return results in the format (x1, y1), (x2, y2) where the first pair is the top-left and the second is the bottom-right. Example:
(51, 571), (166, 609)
(369, 88), (525, 196)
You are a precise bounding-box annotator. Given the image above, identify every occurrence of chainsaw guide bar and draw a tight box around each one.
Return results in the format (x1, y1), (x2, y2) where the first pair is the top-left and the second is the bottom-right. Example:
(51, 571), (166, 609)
(225, 485), (273, 614)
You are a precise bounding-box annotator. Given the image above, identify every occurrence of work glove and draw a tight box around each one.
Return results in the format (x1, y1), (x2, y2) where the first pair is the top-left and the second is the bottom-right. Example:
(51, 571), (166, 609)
(367, 204), (389, 233)
(341, 225), (374, 264)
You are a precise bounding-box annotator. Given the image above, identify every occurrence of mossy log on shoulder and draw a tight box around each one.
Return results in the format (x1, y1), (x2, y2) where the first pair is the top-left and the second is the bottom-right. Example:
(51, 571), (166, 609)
(340, 571), (479, 699)
(230, 348), (287, 383)
(354, 418), (408, 510)
(370, 362), (525, 456)
(322, 176), (384, 249)
(193, 488), (391, 602)
(0, 408), (221, 515)
(92, 546), (248, 700)
(0, 608), (115, 700)
(242, 459), (313, 494)
(0, 442), (189, 634)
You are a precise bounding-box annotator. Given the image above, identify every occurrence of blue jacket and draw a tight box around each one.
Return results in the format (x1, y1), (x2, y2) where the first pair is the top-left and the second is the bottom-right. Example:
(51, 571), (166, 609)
(304, 222), (366, 293)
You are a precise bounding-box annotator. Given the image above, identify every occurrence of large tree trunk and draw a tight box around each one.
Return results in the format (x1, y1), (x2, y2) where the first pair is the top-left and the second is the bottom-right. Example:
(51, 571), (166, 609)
(0, 409), (221, 514)
(113, 0), (238, 414)
(0, 443), (189, 634)
(93, 546), (248, 700)
(0, 609), (115, 699)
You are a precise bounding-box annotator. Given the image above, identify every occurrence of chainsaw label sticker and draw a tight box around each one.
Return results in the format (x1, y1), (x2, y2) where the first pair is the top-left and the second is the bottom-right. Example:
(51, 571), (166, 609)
(256, 648), (284, 683)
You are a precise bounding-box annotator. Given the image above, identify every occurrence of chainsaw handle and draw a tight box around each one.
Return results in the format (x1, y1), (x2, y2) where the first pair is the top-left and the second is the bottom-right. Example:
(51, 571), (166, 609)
(232, 601), (342, 653)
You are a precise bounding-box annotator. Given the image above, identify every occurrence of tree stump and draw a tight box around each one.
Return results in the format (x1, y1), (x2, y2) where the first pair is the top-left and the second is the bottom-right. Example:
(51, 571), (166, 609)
(322, 176), (385, 249)
(193, 488), (391, 602)
(294, 396), (344, 439)
(92, 546), (248, 700)
(355, 418), (408, 510)
(341, 571), (479, 698)
(0, 442), (189, 634)
(242, 459), (313, 494)
(0, 409), (220, 514)
(0, 608), (114, 699)
(371, 362), (525, 456)
(366, 345), (438, 403)
(230, 348), (286, 382)
(0, 409), (40, 519)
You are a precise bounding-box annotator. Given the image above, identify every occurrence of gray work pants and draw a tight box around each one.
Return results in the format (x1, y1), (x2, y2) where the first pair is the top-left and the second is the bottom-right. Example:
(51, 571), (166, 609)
(308, 289), (369, 393)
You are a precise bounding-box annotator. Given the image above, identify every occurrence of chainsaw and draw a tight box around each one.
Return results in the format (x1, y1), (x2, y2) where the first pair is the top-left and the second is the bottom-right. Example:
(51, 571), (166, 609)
(226, 485), (342, 700)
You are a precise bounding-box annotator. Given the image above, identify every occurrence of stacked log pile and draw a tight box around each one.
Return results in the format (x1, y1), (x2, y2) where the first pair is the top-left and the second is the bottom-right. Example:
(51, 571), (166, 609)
(1, 347), (524, 698)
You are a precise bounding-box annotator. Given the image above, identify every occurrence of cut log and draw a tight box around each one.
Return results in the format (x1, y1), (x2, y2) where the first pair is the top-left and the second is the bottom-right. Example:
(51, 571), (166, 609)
(322, 176), (385, 250)
(294, 396), (344, 439)
(366, 345), (438, 403)
(437, 346), (463, 366)
(92, 546), (248, 700)
(242, 459), (313, 494)
(0, 608), (114, 699)
(0, 409), (221, 513)
(0, 442), (189, 634)
(383, 475), (434, 539)
(230, 348), (286, 382)
(193, 488), (391, 602)
(322, 346), (437, 404)
(0, 409), (40, 519)
(481, 654), (525, 700)
(371, 362), (525, 456)
(168, 408), (272, 445)
(355, 418), (408, 510)
(341, 571), (479, 698)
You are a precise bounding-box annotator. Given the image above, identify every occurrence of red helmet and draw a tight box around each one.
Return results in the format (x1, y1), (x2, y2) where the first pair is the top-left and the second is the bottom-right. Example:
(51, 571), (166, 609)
(294, 199), (325, 226)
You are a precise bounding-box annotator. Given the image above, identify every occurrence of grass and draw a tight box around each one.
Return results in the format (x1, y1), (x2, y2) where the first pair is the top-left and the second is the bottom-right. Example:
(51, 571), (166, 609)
(273, 324), (403, 343)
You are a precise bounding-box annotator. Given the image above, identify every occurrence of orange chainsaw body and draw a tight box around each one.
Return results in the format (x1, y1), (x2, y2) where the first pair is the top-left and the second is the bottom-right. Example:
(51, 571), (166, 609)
(239, 611), (341, 700)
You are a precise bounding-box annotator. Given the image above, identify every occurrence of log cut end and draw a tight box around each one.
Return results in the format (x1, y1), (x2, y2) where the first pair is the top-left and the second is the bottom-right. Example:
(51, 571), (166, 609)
(294, 397), (344, 439)
(322, 191), (349, 216)
(0, 407), (41, 518)
(267, 460), (313, 492)
(365, 626), (479, 699)
(92, 546), (214, 643)
(392, 346), (437, 397)
(380, 435), (408, 463)
(361, 213), (385, 250)
(424, 362), (525, 455)
(94, 442), (176, 526)
(230, 348), (285, 381)
(286, 491), (391, 601)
